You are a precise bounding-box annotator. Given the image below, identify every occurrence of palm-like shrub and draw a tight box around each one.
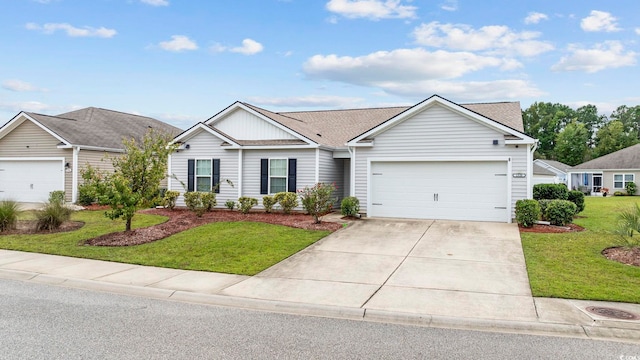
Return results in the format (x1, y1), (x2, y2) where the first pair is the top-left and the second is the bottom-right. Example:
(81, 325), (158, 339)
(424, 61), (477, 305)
(0, 200), (20, 232)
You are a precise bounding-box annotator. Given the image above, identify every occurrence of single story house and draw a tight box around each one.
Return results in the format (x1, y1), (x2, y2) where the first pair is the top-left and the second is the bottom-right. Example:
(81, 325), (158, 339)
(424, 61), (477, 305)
(0, 107), (181, 203)
(568, 143), (640, 195)
(169, 95), (536, 223)
(532, 159), (572, 185)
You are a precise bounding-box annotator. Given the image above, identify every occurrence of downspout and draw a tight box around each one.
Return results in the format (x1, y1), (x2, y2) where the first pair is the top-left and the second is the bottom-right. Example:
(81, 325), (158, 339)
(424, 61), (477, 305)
(238, 148), (243, 198)
(315, 148), (320, 184)
(347, 146), (356, 197)
(528, 141), (538, 199)
(167, 153), (172, 191)
(71, 146), (79, 203)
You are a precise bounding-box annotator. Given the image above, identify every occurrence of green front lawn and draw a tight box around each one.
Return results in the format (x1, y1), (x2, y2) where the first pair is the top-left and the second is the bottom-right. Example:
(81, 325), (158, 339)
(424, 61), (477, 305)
(0, 211), (330, 275)
(521, 196), (640, 303)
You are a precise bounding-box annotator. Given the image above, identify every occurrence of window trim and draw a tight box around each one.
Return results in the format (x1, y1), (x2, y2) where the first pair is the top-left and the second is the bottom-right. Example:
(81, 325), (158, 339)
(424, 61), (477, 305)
(195, 158), (212, 192)
(268, 158), (288, 194)
(613, 173), (635, 189)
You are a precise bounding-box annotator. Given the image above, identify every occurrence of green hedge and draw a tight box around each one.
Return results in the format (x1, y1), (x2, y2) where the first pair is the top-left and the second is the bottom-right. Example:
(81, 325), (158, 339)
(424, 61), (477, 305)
(515, 199), (540, 228)
(533, 183), (568, 200)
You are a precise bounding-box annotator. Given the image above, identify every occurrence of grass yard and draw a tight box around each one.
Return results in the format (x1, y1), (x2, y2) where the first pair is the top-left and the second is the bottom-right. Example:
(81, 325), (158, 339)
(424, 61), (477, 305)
(521, 196), (640, 303)
(0, 211), (330, 275)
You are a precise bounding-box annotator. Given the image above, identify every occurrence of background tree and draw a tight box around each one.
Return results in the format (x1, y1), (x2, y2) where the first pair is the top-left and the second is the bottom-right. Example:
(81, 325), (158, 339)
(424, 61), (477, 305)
(522, 102), (576, 159)
(593, 120), (639, 158)
(575, 104), (606, 148)
(554, 120), (589, 166)
(98, 130), (176, 231)
(610, 105), (640, 139)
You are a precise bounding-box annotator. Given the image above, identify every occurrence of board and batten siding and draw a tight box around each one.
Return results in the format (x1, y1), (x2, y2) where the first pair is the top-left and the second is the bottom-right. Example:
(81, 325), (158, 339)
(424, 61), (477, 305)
(353, 104), (529, 219)
(318, 149), (345, 203)
(169, 130), (239, 207)
(213, 109), (297, 141)
(0, 119), (73, 201)
(242, 148), (316, 210)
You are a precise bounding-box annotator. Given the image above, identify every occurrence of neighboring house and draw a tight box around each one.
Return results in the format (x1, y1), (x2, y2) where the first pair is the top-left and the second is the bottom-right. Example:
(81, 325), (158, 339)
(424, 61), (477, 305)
(169, 95), (536, 223)
(0, 107), (181, 203)
(532, 159), (572, 185)
(568, 143), (640, 195)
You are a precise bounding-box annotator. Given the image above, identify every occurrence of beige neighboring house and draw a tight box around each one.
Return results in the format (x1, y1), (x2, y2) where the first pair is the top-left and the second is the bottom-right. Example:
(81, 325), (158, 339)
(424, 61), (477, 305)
(568, 143), (640, 195)
(0, 107), (181, 204)
(169, 95), (537, 223)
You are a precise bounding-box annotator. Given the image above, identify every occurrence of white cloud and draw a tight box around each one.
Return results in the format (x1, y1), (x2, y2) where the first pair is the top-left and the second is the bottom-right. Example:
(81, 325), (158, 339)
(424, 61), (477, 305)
(303, 48), (517, 84)
(413, 21), (554, 57)
(552, 41), (636, 73)
(440, 0), (458, 12)
(0, 100), (54, 113)
(140, 0), (169, 6)
(246, 95), (365, 108)
(635, 28), (640, 35)
(580, 10), (620, 32)
(230, 39), (264, 55)
(158, 35), (198, 52)
(379, 79), (545, 100)
(325, 0), (417, 20)
(212, 39), (264, 55)
(2, 80), (47, 92)
(524, 12), (548, 25)
(25, 22), (116, 38)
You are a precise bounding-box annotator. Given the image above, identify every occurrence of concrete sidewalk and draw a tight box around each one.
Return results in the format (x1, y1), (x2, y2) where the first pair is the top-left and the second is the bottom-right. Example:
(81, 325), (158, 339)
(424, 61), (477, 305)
(1, 247), (639, 343)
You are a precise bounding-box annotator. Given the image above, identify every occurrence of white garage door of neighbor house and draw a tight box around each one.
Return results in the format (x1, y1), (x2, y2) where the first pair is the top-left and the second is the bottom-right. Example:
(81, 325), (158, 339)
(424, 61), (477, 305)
(0, 160), (64, 202)
(370, 161), (509, 222)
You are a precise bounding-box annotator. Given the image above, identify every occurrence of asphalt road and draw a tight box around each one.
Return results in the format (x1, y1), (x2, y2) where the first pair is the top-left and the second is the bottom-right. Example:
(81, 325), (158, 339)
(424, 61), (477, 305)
(1, 279), (638, 359)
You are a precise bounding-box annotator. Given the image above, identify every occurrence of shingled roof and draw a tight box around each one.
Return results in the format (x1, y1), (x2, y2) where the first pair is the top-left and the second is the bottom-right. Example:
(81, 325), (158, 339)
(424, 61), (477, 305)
(237, 100), (524, 148)
(572, 143), (640, 170)
(18, 107), (181, 150)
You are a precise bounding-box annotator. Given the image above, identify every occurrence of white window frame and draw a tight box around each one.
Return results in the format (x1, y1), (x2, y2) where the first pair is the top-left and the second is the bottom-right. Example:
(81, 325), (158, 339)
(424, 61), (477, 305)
(268, 158), (288, 194)
(613, 173), (635, 189)
(195, 159), (212, 192)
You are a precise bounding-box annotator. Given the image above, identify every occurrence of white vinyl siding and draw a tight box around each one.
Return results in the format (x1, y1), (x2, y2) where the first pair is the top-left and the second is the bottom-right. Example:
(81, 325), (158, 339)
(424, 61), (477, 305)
(0, 119), (73, 201)
(242, 149), (315, 209)
(318, 149), (345, 203)
(613, 173), (634, 189)
(353, 103), (529, 220)
(170, 130), (238, 207)
(212, 108), (297, 141)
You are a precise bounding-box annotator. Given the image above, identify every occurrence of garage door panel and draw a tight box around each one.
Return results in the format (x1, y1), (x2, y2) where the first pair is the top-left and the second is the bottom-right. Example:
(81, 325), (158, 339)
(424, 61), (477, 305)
(370, 161), (508, 222)
(0, 160), (64, 202)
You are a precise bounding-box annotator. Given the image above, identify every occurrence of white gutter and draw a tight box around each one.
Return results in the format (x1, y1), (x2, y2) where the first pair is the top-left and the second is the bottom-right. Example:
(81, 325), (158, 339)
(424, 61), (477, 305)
(71, 146), (79, 203)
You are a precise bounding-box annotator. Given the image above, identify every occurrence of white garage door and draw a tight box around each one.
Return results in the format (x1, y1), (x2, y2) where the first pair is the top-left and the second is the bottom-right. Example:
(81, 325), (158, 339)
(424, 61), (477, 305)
(0, 160), (64, 202)
(370, 161), (508, 222)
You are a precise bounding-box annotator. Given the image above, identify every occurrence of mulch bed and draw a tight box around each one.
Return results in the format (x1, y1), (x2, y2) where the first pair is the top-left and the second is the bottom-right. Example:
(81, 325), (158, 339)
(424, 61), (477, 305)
(84, 208), (342, 247)
(602, 247), (640, 267)
(519, 223), (585, 233)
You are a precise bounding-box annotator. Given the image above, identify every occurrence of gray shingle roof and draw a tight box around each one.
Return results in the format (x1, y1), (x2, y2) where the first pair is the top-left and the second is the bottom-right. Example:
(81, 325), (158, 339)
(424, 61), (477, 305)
(24, 107), (181, 150)
(535, 159), (572, 172)
(534, 163), (556, 176)
(239, 100), (524, 148)
(572, 143), (640, 170)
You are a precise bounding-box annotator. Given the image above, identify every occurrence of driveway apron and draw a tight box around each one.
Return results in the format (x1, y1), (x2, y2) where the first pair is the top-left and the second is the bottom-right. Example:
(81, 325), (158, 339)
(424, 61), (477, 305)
(221, 218), (537, 321)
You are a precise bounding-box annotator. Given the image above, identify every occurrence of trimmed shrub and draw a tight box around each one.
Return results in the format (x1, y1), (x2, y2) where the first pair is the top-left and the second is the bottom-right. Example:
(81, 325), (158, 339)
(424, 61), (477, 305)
(0, 200), (19, 232)
(225, 200), (236, 211)
(35, 201), (73, 231)
(341, 196), (360, 217)
(537, 199), (552, 221)
(238, 197), (258, 214)
(49, 191), (65, 204)
(274, 192), (298, 214)
(545, 200), (577, 226)
(184, 191), (216, 217)
(262, 196), (276, 213)
(567, 190), (585, 213)
(162, 190), (180, 210)
(626, 181), (637, 196)
(299, 182), (336, 223)
(515, 199), (540, 228)
(533, 183), (568, 200)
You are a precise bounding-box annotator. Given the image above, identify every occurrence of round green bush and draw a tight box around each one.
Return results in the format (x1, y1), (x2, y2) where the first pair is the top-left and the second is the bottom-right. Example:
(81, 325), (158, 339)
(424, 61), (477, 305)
(341, 196), (360, 217)
(533, 183), (568, 200)
(515, 199), (540, 228)
(567, 190), (585, 213)
(545, 200), (577, 226)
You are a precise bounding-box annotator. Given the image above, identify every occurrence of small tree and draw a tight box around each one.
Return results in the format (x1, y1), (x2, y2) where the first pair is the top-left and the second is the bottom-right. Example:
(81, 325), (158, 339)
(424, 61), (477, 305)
(626, 181), (637, 196)
(299, 182), (336, 224)
(96, 130), (176, 231)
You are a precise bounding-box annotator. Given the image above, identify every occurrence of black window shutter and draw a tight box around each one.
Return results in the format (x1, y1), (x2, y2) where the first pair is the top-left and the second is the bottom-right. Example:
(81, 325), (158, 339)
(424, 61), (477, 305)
(187, 159), (195, 192)
(288, 158), (297, 192)
(212, 159), (220, 193)
(260, 159), (268, 194)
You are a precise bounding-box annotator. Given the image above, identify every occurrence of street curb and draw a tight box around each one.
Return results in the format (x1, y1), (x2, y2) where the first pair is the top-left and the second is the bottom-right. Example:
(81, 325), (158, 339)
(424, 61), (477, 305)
(1, 268), (639, 344)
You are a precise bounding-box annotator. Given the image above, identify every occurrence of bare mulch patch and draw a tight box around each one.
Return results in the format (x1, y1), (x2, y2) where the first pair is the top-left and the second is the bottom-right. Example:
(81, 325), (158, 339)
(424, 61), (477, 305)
(519, 223), (585, 233)
(85, 208), (342, 247)
(2, 220), (85, 235)
(602, 247), (640, 267)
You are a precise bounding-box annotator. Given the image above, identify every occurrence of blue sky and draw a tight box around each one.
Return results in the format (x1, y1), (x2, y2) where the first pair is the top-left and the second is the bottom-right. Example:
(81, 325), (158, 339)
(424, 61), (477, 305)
(1, 0), (639, 129)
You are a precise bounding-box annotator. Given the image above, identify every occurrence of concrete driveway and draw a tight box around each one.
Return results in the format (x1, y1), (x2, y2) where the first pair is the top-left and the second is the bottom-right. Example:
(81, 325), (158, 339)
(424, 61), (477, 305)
(221, 218), (537, 322)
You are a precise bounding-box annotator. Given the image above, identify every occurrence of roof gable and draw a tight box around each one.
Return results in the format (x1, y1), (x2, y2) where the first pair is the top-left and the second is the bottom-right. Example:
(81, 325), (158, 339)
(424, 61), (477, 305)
(572, 143), (640, 170)
(0, 112), (70, 145)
